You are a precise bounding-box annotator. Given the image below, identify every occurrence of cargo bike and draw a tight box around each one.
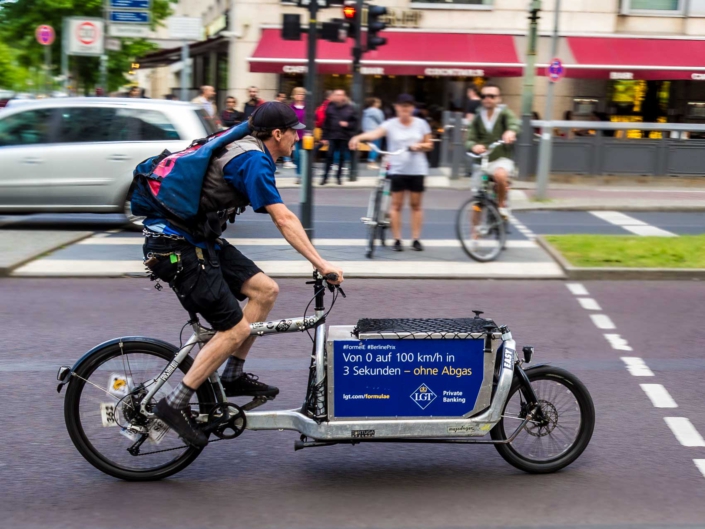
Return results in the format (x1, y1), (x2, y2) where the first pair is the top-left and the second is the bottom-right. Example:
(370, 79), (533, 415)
(58, 272), (595, 481)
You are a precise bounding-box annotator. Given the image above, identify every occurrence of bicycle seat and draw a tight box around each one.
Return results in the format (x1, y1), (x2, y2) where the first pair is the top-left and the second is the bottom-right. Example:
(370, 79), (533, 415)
(354, 317), (497, 339)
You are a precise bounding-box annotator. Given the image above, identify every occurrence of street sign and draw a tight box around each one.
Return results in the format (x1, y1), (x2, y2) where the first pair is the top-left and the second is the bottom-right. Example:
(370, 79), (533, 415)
(109, 0), (151, 8)
(167, 17), (202, 40)
(35, 25), (55, 46)
(109, 11), (151, 24)
(105, 37), (122, 51)
(548, 58), (565, 82)
(67, 18), (104, 56)
(108, 24), (151, 37)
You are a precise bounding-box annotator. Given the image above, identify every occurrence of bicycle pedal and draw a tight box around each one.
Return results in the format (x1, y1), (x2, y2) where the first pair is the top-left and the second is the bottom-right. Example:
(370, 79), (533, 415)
(242, 395), (274, 412)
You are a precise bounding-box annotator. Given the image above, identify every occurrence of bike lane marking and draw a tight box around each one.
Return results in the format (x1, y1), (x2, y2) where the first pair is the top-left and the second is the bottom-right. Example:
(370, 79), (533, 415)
(665, 418), (705, 447)
(590, 314), (616, 330)
(577, 297), (601, 311)
(566, 281), (705, 474)
(695, 460), (705, 478)
(507, 213), (536, 241)
(640, 384), (678, 408)
(589, 211), (677, 237)
(621, 357), (654, 376)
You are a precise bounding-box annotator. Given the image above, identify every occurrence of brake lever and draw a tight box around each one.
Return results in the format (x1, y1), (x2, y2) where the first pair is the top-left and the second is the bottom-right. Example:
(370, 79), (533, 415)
(337, 286), (347, 298)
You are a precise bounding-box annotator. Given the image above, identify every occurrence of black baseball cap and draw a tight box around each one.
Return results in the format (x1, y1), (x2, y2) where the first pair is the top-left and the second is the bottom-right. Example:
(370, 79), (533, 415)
(396, 93), (416, 106)
(250, 101), (306, 131)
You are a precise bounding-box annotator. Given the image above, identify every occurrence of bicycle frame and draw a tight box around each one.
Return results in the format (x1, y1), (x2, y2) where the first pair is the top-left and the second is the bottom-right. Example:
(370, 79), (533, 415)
(138, 272), (519, 441)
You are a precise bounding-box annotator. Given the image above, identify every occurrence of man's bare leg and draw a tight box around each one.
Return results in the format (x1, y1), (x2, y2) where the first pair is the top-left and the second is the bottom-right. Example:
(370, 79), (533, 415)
(493, 168), (509, 209)
(182, 318), (251, 389)
(232, 272), (279, 361)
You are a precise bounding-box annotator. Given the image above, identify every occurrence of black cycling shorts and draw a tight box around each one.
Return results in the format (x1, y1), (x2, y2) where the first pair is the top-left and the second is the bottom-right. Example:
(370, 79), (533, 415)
(143, 237), (262, 332)
(390, 174), (425, 193)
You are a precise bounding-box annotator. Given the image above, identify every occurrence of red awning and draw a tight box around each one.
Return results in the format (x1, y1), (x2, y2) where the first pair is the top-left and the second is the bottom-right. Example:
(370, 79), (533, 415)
(540, 36), (705, 81)
(249, 29), (523, 77)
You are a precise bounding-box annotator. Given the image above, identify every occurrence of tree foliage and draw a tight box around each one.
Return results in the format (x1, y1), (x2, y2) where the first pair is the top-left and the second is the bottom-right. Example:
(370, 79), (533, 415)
(0, 0), (175, 92)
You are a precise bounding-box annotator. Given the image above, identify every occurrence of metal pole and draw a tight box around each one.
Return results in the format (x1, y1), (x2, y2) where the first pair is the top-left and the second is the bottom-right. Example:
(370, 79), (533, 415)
(301, 0), (319, 239)
(99, 54), (108, 93)
(440, 110), (451, 167)
(45, 45), (51, 95)
(450, 112), (463, 180)
(180, 41), (189, 102)
(62, 18), (69, 94)
(516, 1), (541, 180)
(535, 0), (560, 200)
(349, 0), (364, 182)
(227, 0), (239, 99)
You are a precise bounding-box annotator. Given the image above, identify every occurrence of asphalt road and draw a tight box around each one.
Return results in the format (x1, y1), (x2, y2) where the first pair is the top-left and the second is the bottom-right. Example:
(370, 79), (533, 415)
(2, 188), (705, 241)
(1, 277), (704, 528)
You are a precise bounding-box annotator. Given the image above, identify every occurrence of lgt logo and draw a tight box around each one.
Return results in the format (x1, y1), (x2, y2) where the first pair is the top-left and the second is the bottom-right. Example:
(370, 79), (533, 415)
(410, 383), (437, 410)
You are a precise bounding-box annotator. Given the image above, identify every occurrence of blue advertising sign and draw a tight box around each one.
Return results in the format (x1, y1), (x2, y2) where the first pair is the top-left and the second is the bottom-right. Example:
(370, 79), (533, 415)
(333, 339), (485, 418)
(109, 11), (151, 24)
(109, 0), (151, 8)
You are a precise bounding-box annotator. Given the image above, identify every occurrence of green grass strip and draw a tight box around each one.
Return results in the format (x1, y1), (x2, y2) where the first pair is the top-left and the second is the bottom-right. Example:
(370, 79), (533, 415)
(544, 234), (705, 268)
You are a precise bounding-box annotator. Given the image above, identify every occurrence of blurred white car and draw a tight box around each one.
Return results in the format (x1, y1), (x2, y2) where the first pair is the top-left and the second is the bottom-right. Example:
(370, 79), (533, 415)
(0, 97), (217, 226)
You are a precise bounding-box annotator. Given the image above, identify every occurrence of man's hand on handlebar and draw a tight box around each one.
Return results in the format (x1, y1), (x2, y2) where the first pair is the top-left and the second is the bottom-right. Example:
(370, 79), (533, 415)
(471, 144), (487, 155)
(502, 130), (517, 144)
(318, 261), (344, 285)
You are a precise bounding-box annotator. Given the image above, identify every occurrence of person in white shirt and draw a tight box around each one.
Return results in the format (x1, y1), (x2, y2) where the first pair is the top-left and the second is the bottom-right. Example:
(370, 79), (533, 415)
(350, 94), (433, 252)
(192, 85), (217, 118)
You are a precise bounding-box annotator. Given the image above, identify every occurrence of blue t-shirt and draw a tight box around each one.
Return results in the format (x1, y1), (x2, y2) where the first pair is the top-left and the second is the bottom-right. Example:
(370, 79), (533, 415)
(144, 144), (283, 247)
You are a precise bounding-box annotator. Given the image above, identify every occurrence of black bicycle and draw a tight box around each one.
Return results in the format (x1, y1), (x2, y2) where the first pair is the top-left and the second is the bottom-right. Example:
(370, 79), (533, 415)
(456, 140), (508, 262)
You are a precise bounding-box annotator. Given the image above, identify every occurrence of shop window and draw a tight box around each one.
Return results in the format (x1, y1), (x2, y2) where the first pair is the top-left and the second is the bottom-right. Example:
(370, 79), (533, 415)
(620, 0), (683, 14)
(410, 0), (492, 7)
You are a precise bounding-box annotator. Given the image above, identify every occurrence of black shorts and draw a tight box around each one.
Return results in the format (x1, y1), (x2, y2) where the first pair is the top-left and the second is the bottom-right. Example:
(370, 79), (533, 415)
(143, 237), (262, 332)
(390, 174), (425, 193)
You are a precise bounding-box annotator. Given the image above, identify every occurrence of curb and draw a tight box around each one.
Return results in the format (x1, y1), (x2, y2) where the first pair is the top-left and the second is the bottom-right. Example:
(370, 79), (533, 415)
(0, 231), (95, 278)
(536, 235), (705, 280)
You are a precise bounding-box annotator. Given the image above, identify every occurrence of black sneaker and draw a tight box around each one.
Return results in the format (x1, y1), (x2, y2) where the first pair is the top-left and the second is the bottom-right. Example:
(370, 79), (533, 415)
(412, 240), (424, 251)
(393, 240), (403, 252)
(222, 373), (280, 398)
(153, 398), (208, 449)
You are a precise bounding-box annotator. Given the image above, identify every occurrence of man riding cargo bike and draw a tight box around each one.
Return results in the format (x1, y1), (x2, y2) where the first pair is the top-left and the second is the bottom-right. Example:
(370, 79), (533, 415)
(131, 101), (343, 448)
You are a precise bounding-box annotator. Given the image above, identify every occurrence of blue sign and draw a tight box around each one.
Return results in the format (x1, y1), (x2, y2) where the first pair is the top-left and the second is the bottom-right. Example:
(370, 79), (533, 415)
(109, 0), (151, 8)
(548, 58), (565, 82)
(109, 11), (151, 24)
(333, 339), (485, 418)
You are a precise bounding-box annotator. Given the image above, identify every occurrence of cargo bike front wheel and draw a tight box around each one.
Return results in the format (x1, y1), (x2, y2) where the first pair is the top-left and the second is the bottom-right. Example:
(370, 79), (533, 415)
(490, 365), (595, 474)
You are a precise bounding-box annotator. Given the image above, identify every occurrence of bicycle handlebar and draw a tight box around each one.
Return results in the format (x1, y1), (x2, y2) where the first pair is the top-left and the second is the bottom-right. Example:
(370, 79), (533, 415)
(467, 140), (506, 159)
(365, 143), (407, 156)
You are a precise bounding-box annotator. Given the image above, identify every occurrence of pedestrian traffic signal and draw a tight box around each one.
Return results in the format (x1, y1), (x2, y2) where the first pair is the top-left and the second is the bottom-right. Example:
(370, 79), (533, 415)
(342, 2), (359, 37)
(321, 19), (347, 43)
(282, 14), (302, 41)
(367, 4), (388, 51)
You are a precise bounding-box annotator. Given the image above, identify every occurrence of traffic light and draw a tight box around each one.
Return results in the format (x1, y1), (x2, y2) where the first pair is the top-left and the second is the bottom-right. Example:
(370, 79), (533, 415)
(343, 1), (358, 36)
(367, 4), (388, 51)
(282, 14), (302, 41)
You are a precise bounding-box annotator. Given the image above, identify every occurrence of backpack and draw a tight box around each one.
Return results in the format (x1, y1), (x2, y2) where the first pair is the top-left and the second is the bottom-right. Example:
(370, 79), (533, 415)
(130, 121), (252, 237)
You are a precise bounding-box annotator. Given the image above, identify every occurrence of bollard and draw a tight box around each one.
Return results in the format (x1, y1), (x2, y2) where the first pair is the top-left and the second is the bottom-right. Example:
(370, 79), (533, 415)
(450, 112), (464, 180)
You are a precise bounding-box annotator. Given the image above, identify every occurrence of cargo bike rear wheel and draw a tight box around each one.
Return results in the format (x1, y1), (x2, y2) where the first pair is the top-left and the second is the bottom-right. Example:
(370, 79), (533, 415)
(490, 365), (595, 474)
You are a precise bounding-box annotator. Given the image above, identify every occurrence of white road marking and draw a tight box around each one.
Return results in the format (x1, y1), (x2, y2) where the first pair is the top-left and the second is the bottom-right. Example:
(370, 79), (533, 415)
(577, 297), (601, 311)
(590, 314), (616, 330)
(507, 213), (537, 241)
(640, 384), (678, 408)
(566, 283), (589, 296)
(77, 237), (539, 248)
(664, 417), (705, 447)
(695, 460), (705, 479)
(589, 211), (676, 237)
(605, 334), (633, 351)
(11, 259), (565, 278)
(621, 357), (654, 376)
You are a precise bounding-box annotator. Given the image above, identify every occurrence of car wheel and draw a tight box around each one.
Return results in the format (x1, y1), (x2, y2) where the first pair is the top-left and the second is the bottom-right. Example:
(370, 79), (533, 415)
(123, 197), (145, 231)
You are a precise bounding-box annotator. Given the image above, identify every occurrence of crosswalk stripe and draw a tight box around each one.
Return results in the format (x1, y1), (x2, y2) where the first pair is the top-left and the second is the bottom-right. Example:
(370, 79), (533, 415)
(589, 211), (676, 237)
(77, 237), (539, 248)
